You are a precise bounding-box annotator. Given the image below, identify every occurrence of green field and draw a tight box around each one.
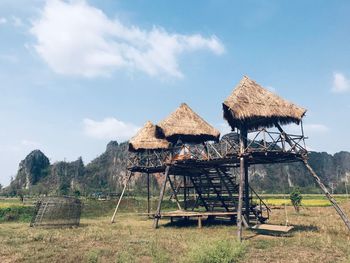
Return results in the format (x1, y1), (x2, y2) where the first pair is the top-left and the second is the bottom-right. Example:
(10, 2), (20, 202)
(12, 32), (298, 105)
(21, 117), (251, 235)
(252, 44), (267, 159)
(0, 195), (350, 262)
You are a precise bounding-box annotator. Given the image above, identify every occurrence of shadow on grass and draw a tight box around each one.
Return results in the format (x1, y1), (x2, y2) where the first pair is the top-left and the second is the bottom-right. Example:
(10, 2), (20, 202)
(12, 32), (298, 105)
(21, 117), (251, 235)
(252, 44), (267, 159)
(247, 224), (319, 238)
(292, 224), (319, 232)
(162, 218), (236, 228)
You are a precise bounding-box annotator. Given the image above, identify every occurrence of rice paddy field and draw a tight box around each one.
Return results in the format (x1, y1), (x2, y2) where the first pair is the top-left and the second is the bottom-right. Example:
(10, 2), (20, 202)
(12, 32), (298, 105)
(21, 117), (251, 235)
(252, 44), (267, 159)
(0, 195), (350, 263)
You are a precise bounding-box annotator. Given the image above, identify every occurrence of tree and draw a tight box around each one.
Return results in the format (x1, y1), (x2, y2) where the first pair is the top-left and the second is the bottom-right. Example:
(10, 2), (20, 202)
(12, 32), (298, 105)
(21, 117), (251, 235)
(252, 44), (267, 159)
(290, 187), (303, 213)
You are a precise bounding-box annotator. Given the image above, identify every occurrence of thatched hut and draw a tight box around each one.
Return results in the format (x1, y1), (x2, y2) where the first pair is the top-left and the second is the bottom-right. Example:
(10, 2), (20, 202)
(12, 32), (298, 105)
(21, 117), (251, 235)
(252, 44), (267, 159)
(129, 121), (170, 152)
(158, 103), (220, 143)
(223, 76), (306, 130)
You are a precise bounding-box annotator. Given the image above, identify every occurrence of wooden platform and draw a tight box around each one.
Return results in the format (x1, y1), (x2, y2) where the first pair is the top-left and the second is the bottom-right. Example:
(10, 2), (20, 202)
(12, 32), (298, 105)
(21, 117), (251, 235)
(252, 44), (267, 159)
(155, 210), (237, 228)
(160, 210), (237, 217)
(251, 224), (294, 233)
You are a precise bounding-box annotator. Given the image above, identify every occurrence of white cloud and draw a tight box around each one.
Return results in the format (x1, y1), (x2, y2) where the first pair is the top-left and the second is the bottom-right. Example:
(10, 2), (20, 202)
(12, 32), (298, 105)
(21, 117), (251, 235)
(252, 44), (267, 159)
(0, 17), (7, 25)
(332, 72), (350, 93)
(30, 0), (224, 78)
(83, 117), (140, 141)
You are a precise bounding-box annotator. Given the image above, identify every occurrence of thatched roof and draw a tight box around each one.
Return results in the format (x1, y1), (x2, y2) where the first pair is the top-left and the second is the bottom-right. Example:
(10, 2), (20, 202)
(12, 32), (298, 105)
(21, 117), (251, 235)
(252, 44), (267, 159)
(129, 121), (170, 152)
(158, 103), (220, 143)
(223, 76), (306, 130)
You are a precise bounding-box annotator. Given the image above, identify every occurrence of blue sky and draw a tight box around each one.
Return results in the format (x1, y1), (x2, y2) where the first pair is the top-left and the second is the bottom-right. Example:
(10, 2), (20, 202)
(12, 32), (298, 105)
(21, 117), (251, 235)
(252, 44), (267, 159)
(0, 0), (350, 186)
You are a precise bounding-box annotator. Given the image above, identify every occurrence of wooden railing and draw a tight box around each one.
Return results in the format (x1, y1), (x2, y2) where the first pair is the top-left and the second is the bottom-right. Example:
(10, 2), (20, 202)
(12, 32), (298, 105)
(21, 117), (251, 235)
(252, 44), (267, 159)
(127, 129), (307, 169)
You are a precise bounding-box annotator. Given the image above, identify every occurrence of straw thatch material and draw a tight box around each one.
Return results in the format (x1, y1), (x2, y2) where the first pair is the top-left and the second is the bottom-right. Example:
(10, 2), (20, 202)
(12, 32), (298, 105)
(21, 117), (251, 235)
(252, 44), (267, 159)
(158, 103), (220, 143)
(129, 121), (170, 152)
(223, 76), (306, 130)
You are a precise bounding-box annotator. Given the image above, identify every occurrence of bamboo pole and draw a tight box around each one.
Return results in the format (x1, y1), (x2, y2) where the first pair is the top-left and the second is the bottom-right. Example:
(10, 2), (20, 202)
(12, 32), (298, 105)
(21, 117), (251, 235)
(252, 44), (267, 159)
(244, 162), (250, 224)
(184, 176), (187, 210)
(147, 173), (150, 216)
(111, 171), (132, 223)
(237, 125), (248, 242)
(237, 157), (244, 241)
(304, 160), (350, 232)
(276, 122), (350, 232)
(167, 174), (182, 210)
(153, 166), (170, 229)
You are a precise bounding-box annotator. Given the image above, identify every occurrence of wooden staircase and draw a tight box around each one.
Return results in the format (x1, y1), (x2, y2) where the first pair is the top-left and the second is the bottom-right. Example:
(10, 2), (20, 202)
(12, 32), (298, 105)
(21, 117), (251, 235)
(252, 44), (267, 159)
(180, 167), (269, 224)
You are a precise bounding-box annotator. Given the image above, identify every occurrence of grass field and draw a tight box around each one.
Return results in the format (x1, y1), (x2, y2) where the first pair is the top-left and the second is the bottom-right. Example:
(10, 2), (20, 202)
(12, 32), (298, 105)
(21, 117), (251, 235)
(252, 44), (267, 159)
(0, 195), (350, 263)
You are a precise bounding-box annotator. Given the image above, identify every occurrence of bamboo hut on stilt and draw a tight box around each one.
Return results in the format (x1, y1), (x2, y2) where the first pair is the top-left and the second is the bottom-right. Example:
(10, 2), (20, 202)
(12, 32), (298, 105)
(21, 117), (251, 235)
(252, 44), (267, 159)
(112, 76), (350, 242)
(111, 121), (169, 223)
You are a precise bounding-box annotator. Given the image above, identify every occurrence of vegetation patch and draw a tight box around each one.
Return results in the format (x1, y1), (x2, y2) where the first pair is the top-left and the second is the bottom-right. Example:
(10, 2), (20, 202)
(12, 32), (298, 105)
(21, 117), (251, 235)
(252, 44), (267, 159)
(0, 206), (34, 222)
(185, 239), (246, 263)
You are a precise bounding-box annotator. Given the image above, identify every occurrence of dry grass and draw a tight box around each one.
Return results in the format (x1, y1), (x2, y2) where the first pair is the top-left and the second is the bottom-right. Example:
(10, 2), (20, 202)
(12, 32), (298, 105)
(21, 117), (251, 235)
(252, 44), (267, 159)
(1, 200), (350, 263)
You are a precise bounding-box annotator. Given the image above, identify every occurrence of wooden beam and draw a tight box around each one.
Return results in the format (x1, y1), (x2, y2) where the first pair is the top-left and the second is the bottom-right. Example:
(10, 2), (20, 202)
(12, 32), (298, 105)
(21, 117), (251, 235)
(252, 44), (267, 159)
(111, 171), (133, 223)
(184, 176), (187, 210)
(275, 123), (297, 153)
(153, 166), (170, 229)
(168, 174), (182, 210)
(237, 125), (247, 242)
(147, 173), (150, 216)
(244, 162), (250, 224)
(304, 159), (350, 232)
(237, 157), (245, 241)
(189, 176), (210, 211)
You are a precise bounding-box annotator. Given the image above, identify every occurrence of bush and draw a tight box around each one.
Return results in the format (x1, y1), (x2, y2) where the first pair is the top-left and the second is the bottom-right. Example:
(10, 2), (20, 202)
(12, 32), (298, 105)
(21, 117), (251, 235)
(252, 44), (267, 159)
(186, 239), (246, 263)
(290, 187), (303, 213)
(0, 206), (35, 222)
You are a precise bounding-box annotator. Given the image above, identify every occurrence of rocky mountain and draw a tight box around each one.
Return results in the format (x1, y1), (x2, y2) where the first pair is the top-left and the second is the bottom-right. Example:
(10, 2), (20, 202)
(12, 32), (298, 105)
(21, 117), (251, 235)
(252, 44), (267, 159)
(5, 141), (350, 195)
(11, 150), (50, 190)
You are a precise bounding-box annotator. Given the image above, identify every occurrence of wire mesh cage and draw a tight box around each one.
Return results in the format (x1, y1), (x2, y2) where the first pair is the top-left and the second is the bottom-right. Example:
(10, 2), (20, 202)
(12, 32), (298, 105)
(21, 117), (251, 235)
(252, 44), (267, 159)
(30, 196), (82, 227)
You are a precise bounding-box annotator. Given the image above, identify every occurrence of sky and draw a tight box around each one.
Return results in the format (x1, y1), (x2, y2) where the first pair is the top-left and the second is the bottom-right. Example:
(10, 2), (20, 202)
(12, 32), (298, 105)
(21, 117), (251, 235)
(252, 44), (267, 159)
(0, 0), (350, 186)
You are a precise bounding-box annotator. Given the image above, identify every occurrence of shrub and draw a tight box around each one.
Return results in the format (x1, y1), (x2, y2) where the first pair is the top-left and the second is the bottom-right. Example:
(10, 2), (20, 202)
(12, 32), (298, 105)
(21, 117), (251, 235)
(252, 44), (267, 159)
(0, 206), (34, 222)
(290, 187), (303, 213)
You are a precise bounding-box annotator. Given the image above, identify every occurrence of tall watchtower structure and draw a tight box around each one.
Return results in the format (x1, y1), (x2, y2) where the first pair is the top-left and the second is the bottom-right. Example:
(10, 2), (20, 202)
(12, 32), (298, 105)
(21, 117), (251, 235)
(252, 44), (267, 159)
(112, 76), (350, 241)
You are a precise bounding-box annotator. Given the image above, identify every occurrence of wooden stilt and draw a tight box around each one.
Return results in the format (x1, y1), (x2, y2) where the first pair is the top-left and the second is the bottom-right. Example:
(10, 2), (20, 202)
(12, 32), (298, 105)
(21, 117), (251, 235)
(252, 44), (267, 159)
(237, 125), (247, 242)
(147, 173), (150, 216)
(184, 176), (187, 210)
(198, 216), (202, 228)
(111, 171), (132, 223)
(237, 157), (245, 241)
(276, 122), (350, 232)
(244, 162), (250, 224)
(153, 166), (170, 229)
(304, 159), (350, 232)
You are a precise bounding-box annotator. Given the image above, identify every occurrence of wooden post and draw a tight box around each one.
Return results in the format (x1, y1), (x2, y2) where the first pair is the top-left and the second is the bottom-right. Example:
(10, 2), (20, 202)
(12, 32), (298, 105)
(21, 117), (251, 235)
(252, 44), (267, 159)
(275, 122), (350, 231)
(237, 125), (247, 242)
(153, 166), (170, 229)
(198, 216), (202, 228)
(147, 173), (150, 216)
(244, 162), (250, 224)
(304, 160), (350, 232)
(184, 176), (187, 210)
(111, 171), (132, 223)
(237, 157), (244, 241)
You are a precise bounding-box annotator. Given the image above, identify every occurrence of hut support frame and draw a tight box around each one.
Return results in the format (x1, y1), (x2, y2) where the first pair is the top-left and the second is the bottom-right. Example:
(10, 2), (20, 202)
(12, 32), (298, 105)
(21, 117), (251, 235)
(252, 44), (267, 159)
(277, 124), (350, 233)
(111, 171), (133, 223)
(303, 160), (350, 231)
(153, 166), (171, 228)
